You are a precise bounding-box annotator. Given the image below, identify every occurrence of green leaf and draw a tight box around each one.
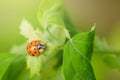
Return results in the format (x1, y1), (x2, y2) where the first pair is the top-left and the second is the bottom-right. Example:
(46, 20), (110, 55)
(94, 37), (114, 53)
(94, 36), (120, 54)
(93, 34), (120, 70)
(40, 51), (63, 80)
(10, 42), (27, 55)
(27, 55), (43, 77)
(20, 20), (40, 41)
(0, 53), (17, 80)
(63, 27), (96, 80)
(104, 55), (120, 70)
(46, 25), (69, 45)
(17, 69), (41, 80)
(38, 0), (63, 29)
(2, 55), (26, 80)
(37, 0), (70, 46)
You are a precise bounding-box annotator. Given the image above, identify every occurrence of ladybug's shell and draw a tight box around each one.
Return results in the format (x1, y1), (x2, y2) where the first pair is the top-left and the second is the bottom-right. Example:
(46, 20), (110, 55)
(27, 40), (40, 56)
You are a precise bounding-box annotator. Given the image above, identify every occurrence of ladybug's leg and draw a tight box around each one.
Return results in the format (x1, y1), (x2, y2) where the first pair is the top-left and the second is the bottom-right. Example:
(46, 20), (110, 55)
(39, 49), (46, 56)
(39, 49), (44, 53)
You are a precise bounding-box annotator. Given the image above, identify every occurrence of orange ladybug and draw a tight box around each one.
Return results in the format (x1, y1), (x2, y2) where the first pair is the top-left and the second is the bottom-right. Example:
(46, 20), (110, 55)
(27, 40), (46, 56)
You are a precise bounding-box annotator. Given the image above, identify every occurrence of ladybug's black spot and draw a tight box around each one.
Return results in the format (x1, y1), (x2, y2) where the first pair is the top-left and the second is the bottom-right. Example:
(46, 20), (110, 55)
(34, 48), (36, 50)
(32, 54), (35, 56)
(34, 52), (37, 54)
(31, 42), (32, 45)
(29, 51), (31, 53)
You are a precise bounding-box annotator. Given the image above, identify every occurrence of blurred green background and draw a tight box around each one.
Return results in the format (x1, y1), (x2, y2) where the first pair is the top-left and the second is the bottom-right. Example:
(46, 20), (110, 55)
(0, 0), (40, 52)
(0, 0), (120, 80)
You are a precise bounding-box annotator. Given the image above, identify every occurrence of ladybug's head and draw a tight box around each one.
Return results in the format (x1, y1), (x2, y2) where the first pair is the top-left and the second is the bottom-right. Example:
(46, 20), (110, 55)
(38, 43), (46, 50)
(37, 43), (46, 54)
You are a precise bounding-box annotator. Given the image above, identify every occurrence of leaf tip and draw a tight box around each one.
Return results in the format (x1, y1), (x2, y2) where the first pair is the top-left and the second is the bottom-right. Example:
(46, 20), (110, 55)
(91, 24), (96, 32)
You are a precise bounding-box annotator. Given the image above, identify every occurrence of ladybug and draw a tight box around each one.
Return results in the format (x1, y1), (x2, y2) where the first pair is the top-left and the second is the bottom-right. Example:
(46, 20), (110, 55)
(27, 40), (46, 56)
